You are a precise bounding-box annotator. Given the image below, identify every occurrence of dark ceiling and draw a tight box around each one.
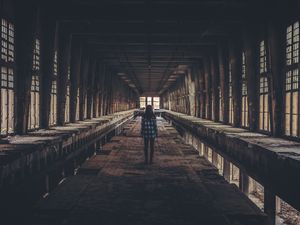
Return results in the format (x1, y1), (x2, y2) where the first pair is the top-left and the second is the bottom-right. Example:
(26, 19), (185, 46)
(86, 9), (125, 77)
(47, 0), (269, 96)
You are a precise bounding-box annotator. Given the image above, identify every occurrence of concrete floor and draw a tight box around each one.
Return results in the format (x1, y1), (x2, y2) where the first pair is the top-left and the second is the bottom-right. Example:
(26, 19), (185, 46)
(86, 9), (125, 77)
(30, 117), (265, 225)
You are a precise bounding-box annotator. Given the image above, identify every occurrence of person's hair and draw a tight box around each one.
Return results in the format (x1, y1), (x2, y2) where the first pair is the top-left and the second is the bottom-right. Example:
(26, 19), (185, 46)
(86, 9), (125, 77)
(143, 105), (156, 120)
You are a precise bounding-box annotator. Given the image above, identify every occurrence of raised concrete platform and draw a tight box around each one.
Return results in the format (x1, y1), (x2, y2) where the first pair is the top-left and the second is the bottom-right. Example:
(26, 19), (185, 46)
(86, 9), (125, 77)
(162, 110), (300, 211)
(0, 110), (134, 191)
(31, 118), (265, 225)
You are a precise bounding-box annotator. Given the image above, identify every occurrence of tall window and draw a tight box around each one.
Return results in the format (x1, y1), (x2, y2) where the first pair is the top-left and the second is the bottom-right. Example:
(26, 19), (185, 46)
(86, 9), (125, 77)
(241, 52), (249, 127)
(29, 39), (40, 130)
(259, 40), (270, 132)
(1, 19), (14, 135)
(49, 51), (57, 126)
(65, 66), (70, 123)
(228, 63), (234, 124)
(153, 97), (160, 109)
(147, 97), (152, 106)
(285, 21), (299, 137)
(140, 97), (146, 108)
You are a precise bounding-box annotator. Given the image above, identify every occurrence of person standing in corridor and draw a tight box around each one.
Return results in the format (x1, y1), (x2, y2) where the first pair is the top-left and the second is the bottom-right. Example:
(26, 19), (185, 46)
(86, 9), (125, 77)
(141, 105), (158, 164)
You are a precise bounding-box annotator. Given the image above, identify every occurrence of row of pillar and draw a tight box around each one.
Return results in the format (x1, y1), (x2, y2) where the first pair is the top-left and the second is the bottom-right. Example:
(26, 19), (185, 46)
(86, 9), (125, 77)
(161, 12), (286, 137)
(11, 1), (138, 135)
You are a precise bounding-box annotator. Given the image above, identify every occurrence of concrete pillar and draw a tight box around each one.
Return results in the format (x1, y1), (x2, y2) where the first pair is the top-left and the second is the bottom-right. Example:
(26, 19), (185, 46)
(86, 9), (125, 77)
(14, 1), (38, 134)
(243, 25), (259, 132)
(79, 53), (89, 120)
(210, 52), (220, 122)
(70, 38), (82, 123)
(93, 90), (99, 118)
(239, 171), (249, 196)
(187, 68), (196, 116)
(218, 42), (229, 124)
(229, 36), (242, 127)
(93, 64), (101, 118)
(87, 59), (96, 119)
(203, 57), (212, 120)
(264, 189), (276, 225)
(267, 17), (285, 137)
(204, 146), (209, 158)
(102, 71), (109, 115)
(198, 62), (206, 118)
(192, 65), (201, 117)
(57, 27), (71, 125)
(212, 151), (218, 166)
(223, 159), (230, 182)
(98, 65), (106, 116)
(40, 15), (57, 129)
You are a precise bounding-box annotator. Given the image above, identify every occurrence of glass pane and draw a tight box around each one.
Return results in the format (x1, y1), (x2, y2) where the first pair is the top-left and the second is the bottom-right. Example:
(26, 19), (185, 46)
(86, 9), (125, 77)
(285, 114), (291, 135)
(259, 113), (263, 130)
(147, 97), (152, 106)
(36, 94), (40, 128)
(292, 114), (298, 136)
(285, 93), (291, 114)
(292, 92), (298, 114)
(264, 95), (268, 112)
(1, 89), (7, 134)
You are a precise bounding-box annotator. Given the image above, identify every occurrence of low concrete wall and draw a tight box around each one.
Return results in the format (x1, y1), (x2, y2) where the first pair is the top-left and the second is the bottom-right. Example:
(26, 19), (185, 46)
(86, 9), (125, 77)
(163, 110), (300, 211)
(0, 110), (134, 191)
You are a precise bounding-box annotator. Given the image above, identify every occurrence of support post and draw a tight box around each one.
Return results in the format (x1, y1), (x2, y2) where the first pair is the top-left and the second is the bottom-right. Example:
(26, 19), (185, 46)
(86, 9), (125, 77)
(218, 42), (229, 124)
(267, 17), (285, 137)
(210, 52), (220, 122)
(70, 38), (82, 123)
(79, 53), (89, 120)
(203, 57), (212, 120)
(199, 62), (206, 118)
(264, 189), (276, 225)
(40, 14), (57, 129)
(223, 159), (230, 182)
(244, 25), (259, 132)
(229, 36), (242, 127)
(57, 27), (71, 126)
(14, 1), (38, 134)
(239, 171), (249, 196)
(86, 59), (96, 119)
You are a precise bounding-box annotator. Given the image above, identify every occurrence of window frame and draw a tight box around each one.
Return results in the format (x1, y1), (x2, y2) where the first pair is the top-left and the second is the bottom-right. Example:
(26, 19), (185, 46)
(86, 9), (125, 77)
(28, 38), (41, 131)
(0, 18), (15, 137)
(284, 20), (300, 139)
(65, 66), (71, 123)
(258, 40), (271, 133)
(49, 50), (58, 126)
(241, 51), (249, 128)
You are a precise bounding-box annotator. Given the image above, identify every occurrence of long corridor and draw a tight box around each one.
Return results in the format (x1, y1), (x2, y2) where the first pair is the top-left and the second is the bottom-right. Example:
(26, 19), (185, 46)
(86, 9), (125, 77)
(30, 117), (264, 225)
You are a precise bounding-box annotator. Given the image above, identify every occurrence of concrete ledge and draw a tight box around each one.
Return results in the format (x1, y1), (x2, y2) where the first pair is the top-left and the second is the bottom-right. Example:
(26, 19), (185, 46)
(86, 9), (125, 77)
(0, 110), (135, 190)
(162, 110), (300, 211)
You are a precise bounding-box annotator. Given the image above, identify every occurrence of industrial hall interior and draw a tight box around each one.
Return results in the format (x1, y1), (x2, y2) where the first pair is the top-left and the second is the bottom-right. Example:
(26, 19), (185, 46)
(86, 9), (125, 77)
(0, 0), (300, 225)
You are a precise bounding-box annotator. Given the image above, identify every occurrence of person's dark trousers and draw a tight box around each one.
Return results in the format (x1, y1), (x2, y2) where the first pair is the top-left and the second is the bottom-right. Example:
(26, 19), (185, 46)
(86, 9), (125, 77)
(144, 138), (155, 164)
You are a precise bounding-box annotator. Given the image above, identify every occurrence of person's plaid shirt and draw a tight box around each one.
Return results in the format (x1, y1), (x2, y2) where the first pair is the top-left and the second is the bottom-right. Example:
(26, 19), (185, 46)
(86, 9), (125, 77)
(141, 117), (158, 139)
